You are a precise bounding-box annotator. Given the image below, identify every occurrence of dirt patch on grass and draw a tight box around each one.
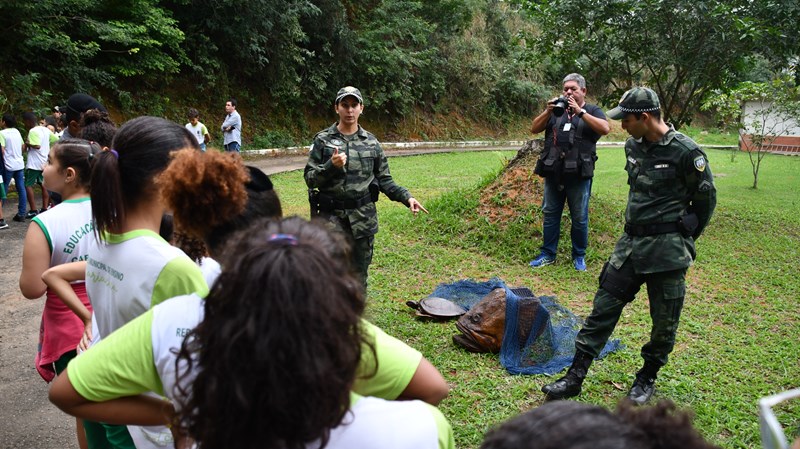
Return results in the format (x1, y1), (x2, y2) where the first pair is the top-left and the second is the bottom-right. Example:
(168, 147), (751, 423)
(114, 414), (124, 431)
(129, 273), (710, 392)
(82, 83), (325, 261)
(477, 141), (545, 227)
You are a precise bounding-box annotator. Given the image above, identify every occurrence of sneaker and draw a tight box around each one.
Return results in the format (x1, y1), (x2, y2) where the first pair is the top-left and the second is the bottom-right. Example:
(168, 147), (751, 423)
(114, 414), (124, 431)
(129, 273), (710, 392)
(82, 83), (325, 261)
(573, 256), (587, 271)
(529, 254), (555, 268)
(12, 214), (25, 222)
(0, 219), (7, 229)
(25, 210), (39, 219)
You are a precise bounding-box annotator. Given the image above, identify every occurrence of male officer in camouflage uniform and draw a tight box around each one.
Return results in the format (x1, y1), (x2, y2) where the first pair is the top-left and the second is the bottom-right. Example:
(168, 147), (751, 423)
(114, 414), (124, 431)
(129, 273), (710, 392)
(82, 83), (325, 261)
(305, 86), (428, 286)
(541, 87), (716, 405)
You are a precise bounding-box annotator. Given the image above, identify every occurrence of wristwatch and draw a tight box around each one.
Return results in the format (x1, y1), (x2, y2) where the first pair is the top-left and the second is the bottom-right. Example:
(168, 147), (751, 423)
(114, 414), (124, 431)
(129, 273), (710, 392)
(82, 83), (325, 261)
(578, 108), (586, 118)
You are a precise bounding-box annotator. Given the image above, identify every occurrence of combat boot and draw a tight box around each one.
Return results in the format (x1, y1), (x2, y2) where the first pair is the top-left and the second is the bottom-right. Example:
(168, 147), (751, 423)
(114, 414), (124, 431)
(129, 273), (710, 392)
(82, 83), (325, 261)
(625, 361), (660, 405)
(541, 350), (593, 400)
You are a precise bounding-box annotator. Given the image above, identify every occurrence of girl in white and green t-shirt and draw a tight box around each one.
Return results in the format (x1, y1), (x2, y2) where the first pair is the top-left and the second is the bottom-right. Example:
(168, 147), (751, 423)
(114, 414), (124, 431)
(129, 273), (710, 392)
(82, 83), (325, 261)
(54, 117), (208, 449)
(19, 139), (100, 449)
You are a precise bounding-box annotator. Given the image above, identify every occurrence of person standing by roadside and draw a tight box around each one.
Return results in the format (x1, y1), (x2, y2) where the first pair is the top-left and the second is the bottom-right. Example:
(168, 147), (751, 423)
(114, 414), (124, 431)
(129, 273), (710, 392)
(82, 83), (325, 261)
(1, 114), (28, 222)
(529, 73), (610, 271)
(23, 112), (58, 216)
(53, 105), (63, 120)
(305, 86), (427, 287)
(221, 98), (241, 153)
(185, 108), (210, 151)
(0, 132), (6, 229)
(541, 87), (716, 405)
(46, 106), (64, 137)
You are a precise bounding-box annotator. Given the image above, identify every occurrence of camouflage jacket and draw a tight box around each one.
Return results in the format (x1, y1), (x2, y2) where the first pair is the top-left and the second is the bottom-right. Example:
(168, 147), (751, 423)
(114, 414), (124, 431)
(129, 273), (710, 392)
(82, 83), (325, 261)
(609, 126), (717, 274)
(304, 123), (411, 238)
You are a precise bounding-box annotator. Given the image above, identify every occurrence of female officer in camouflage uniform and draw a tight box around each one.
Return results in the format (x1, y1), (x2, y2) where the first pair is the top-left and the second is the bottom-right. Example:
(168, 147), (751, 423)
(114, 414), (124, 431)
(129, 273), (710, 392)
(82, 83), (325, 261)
(305, 86), (427, 287)
(541, 87), (716, 405)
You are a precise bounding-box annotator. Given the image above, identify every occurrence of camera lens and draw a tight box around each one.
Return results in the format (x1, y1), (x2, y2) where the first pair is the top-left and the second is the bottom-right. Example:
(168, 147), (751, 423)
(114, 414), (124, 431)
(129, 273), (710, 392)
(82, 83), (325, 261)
(552, 100), (566, 117)
(551, 96), (569, 117)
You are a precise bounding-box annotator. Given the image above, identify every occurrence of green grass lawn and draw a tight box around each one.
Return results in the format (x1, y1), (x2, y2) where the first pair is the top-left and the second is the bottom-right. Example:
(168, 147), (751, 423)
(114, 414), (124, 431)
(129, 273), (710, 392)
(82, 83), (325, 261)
(269, 147), (800, 448)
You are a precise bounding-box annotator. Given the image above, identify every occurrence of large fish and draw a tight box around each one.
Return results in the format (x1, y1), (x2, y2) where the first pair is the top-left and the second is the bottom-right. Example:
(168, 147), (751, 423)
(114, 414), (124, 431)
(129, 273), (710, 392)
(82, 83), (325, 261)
(452, 288), (507, 353)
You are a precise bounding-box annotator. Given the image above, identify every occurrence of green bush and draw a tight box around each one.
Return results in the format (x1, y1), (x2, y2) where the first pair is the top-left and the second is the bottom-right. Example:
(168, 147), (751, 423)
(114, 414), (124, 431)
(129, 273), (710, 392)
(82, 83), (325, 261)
(251, 130), (297, 149)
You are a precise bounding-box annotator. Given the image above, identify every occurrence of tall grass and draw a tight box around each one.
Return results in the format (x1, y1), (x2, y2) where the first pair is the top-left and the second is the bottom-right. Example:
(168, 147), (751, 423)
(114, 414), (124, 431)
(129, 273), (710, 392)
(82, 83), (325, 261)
(270, 148), (800, 448)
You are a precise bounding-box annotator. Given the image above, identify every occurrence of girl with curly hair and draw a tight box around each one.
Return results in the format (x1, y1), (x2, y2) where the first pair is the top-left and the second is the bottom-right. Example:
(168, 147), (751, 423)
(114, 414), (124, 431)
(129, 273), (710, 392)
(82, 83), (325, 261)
(177, 218), (453, 448)
(79, 109), (116, 148)
(480, 399), (720, 449)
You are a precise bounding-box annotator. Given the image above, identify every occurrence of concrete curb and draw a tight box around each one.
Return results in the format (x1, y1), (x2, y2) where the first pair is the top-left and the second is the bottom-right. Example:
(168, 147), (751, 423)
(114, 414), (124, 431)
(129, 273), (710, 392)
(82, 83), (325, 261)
(241, 140), (737, 156)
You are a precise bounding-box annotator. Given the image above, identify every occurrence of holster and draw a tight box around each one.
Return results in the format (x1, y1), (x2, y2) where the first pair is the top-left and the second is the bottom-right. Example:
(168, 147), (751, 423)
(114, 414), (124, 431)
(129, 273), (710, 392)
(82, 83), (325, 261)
(678, 213), (699, 238)
(369, 178), (380, 202)
(598, 262), (640, 302)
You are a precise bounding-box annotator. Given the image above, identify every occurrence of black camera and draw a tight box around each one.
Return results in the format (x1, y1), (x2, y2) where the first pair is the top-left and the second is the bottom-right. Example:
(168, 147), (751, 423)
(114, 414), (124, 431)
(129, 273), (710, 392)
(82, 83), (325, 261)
(550, 96), (570, 117)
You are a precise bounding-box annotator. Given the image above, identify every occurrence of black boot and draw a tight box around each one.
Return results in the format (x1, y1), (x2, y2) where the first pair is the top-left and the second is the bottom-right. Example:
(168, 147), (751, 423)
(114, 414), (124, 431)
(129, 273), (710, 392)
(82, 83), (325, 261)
(626, 361), (660, 405)
(541, 350), (593, 400)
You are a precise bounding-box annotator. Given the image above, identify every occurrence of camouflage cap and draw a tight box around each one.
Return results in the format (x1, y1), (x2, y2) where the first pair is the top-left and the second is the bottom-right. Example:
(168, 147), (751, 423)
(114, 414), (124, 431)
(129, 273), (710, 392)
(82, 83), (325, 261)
(335, 86), (363, 104)
(606, 87), (660, 120)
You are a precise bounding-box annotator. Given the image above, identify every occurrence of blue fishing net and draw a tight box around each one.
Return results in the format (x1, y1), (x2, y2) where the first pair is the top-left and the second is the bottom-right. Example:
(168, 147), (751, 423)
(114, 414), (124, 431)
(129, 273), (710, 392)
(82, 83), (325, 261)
(432, 278), (623, 376)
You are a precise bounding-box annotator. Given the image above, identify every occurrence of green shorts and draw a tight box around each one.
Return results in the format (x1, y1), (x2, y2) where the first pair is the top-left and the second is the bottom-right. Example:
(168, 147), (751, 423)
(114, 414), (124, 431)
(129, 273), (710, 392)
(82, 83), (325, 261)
(0, 180), (6, 200)
(24, 169), (43, 187)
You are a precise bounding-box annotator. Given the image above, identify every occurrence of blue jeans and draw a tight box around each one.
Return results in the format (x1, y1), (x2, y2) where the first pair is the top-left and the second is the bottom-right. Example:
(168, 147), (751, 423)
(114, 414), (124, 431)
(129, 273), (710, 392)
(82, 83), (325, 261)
(540, 176), (592, 259)
(224, 141), (240, 153)
(3, 167), (27, 216)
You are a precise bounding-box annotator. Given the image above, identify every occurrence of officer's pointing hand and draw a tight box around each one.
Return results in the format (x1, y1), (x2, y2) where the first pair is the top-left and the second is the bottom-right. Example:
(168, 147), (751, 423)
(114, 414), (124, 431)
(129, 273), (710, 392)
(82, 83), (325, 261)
(331, 147), (347, 168)
(408, 198), (429, 216)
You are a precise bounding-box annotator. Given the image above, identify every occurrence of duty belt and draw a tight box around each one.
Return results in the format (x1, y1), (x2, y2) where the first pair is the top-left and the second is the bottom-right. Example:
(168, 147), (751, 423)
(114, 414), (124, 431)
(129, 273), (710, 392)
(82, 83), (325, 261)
(318, 192), (373, 211)
(624, 221), (681, 237)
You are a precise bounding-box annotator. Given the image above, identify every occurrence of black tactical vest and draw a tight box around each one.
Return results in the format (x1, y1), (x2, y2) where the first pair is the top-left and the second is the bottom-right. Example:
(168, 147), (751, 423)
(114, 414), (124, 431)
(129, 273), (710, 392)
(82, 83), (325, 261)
(535, 110), (599, 181)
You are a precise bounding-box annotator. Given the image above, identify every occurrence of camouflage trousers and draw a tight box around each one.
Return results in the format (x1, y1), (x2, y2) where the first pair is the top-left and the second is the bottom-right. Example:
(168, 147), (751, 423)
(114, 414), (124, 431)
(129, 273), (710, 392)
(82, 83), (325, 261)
(575, 259), (687, 367)
(324, 214), (374, 288)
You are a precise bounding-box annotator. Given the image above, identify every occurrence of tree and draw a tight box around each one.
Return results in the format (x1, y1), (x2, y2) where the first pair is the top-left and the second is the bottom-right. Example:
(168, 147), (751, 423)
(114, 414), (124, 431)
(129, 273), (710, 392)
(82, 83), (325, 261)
(349, 0), (443, 116)
(514, 0), (798, 129)
(702, 78), (800, 189)
(163, 0), (321, 99)
(0, 0), (186, 97)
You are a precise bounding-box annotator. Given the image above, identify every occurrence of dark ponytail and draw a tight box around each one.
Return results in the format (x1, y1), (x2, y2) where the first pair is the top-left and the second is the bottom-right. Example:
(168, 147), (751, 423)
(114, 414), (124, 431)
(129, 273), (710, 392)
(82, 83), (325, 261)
(91, 116), (199, 236)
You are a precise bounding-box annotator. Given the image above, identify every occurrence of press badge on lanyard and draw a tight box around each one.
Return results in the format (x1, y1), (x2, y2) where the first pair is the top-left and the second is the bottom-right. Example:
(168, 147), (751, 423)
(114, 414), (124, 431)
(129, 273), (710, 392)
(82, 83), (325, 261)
(563, 123), (572, 132)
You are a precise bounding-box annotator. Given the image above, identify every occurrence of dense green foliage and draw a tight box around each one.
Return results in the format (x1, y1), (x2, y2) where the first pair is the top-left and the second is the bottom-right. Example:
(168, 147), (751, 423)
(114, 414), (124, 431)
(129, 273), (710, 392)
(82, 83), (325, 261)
(0, 0), (796, 140)
(0, 0), (543, 133)
(515, 0), (800, 129)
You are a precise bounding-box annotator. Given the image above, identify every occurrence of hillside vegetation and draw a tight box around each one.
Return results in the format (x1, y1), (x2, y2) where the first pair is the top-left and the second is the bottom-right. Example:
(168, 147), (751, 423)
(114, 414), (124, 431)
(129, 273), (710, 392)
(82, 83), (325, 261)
(1, 0), (796, 144)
